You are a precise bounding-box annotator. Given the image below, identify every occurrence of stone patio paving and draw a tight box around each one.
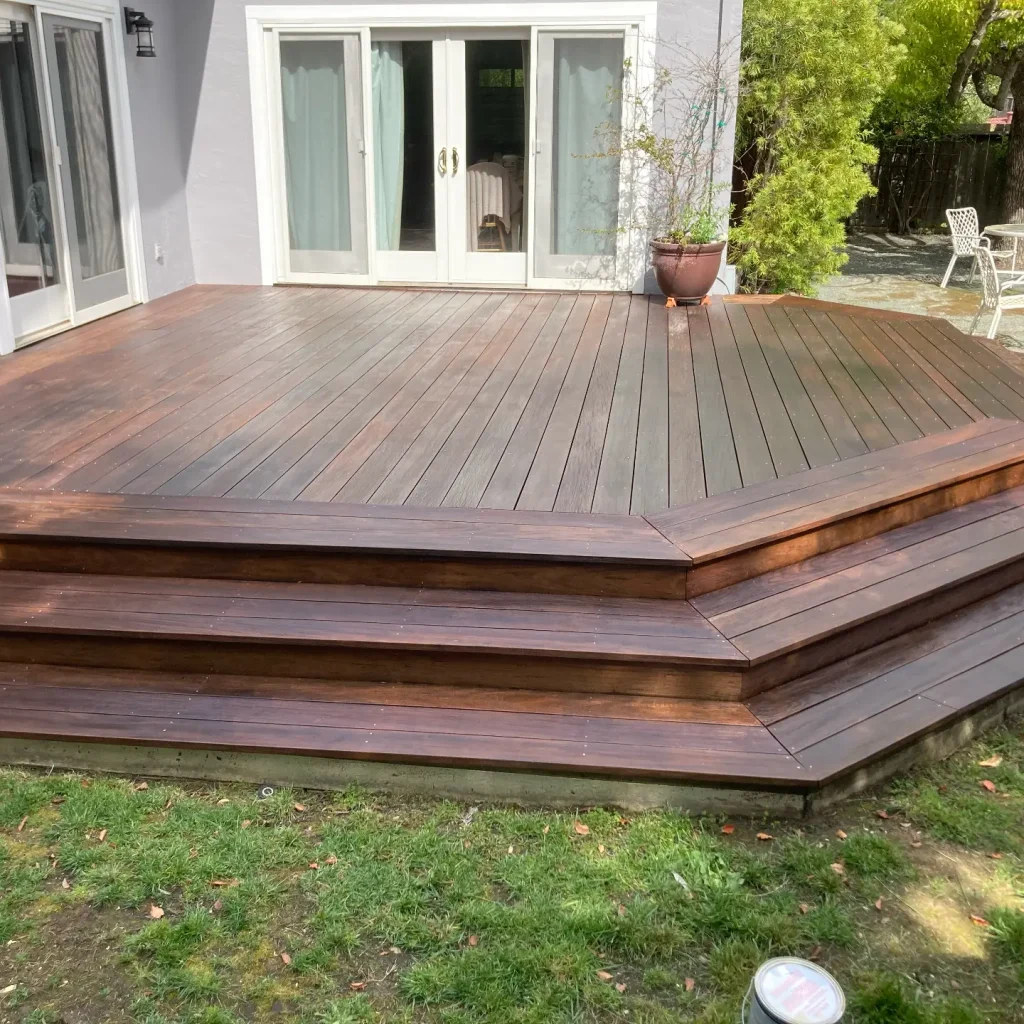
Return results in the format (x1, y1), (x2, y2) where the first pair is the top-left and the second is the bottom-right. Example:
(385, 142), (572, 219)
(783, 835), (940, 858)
(817, 233), (1024, 356)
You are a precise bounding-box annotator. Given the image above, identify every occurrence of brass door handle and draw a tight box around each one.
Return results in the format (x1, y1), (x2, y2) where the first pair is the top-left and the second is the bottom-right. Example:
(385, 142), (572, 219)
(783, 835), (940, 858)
(437, 147), (447, 177)
(452, 147), (459, 176)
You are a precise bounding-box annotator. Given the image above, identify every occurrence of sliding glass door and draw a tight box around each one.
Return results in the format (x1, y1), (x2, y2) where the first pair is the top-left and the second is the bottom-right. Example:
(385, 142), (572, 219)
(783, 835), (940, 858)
(0, 5), (67, 338)
(273, 33), (369, 278)
(532, 31), (627, 284)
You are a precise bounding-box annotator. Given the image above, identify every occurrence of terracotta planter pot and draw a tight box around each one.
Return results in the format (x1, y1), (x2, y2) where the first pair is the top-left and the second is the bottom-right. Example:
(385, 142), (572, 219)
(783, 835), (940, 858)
(650, 239), (727, 302)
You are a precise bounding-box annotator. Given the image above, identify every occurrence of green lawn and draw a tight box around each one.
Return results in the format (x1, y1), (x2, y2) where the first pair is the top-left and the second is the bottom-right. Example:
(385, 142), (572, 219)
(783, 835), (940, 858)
(2, 723), (1024, 1024)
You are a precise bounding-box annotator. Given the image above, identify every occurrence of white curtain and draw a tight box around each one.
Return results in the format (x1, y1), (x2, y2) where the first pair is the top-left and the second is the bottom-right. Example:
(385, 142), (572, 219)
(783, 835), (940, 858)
(280, 39), (351, 253)
(553, 38), (622, 256)
(56, 24), (122, 277)
(372, 41), (404, 251)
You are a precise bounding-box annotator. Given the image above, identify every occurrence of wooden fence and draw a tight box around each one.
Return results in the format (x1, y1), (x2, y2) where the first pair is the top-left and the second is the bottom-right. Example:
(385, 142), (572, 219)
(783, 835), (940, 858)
(852, 133), (1008, 233)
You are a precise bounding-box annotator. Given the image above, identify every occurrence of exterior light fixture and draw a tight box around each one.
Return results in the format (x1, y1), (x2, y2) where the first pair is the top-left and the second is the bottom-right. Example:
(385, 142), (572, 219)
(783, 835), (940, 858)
(742, 958), (845, 1023)
(124, 8), (155, 57)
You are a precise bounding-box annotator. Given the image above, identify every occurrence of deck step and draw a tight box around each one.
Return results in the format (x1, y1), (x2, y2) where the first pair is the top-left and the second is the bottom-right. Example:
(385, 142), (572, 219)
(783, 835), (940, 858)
(651, 418), (1024, 595)
(693, 485), (1024, 696)
(0, 570), (746, 700)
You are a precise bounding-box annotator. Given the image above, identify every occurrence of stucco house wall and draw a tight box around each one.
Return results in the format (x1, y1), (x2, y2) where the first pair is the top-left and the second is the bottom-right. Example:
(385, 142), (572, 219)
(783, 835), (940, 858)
(120, 0), (743, 296)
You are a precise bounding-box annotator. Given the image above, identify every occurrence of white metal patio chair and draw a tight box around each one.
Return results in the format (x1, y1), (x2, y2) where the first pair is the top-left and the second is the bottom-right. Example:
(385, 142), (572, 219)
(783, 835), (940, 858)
(942, 207), (1013, 288)
(969, 245), (1024, 338)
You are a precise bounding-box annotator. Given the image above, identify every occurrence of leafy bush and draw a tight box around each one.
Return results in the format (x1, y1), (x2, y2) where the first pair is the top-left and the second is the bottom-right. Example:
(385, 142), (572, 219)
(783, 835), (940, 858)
(732, 0), (904, 293)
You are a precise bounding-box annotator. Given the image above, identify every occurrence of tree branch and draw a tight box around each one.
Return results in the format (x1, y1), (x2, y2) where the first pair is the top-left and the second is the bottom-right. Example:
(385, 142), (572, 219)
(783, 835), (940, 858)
(947, 0), (1021, 105)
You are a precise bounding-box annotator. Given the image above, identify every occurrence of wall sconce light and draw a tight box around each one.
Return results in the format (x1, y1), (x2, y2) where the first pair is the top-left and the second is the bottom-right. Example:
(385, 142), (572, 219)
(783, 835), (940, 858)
(124, 8), (155, 57)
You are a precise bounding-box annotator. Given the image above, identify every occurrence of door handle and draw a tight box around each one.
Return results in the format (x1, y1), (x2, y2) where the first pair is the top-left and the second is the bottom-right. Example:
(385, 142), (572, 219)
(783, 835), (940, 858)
(452, 147), (459, 176)
(437, 147), (447, 177)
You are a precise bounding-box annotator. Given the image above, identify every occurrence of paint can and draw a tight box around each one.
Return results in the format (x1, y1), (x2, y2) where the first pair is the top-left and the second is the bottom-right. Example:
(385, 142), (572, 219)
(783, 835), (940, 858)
(742, 958), (845, 1024)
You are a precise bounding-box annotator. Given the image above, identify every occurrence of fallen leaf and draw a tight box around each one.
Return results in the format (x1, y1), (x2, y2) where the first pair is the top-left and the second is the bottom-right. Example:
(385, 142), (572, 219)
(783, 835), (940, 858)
(280, 952), (291, 965)
(51, 797), (65, 805)
(911, 841), (922, 849)
(241, 820), (251, 829)
(542, 825), (550, 834)
(0, 984), (16, 995)
(808, 945), (822, 961)
(149, 905), (165, 919)
(216, 798), (230, 806)
(615, 982), (627, 993)
(98, 829), (107, 842)
(597, 970), (613, 981)
(163, 799), (173, 810)
(573, 821), (590, 836)
(721, 824), (735, 835)
(835, 829), (848, 840)
(672, 871), (689, 889)
(978, 755), (1003, 768)
(389, 946), (401, 955)
(349, 981), (366, 992)
(756, 832), (774, 842)
(61, 878), (70, 890)
(970, 914), (990, 927)
(463, 840), (471, 849)
(294, 803), (306, 812)
(598, 844), (606, 854)
(874, 897), (884, 911)
(309, 862), (319, 870)
(212, 899), (222, 911)
(799, 903), (810, 915)
(617, 903), (627, 917)
(830, 862), (845, 876)
(684, 977), (695, 992)
(80, 779), (91, 788)
(133, 781), (149, 791)
(981, 780), (997, 793)
(990, 852), (1003, 859)
(210, 879), (239, 888)
(508, 846), (514, 854)
(325, 854), (338, 866)
(875, 809), (890, 820)
(468, 935), (479, 947)
(16, 816), (27, 833)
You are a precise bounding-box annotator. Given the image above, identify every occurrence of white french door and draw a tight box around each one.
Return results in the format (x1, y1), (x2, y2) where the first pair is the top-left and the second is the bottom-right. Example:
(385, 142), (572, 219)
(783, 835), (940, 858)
(0, 0), (136, 348)
(256, 6), (647, 292)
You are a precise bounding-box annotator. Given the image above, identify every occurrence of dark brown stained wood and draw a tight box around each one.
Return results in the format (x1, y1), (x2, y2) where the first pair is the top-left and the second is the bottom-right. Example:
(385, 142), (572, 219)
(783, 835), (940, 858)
(805, 310), (921, 444)
(707, 301), (775, 486)
(924, 646), (1024, 711)
(0, 700), (806, 786)
(931, 317), (1024, 400)
(554, 294), (631, 513)
(760, 306), (869, 459)
(689, 306), (742, 495)
(829, 314), (955, 434)
(2, 288), (1019, 514)
(441, 295), (576, 508)
(767, 609), (1024, 753)
(594, 295), (650, 514)
(790, 695), (949, 783)
(666, 306), (706, 505)
(631, 299), (669, 515)
(0, 662), (762, 725)
(480, 296), (594, 510)
(746, 582), (1024, 725)
(407, 297), (564, 506)
(722, 303), (808, 478)
(517, 295), (612, 511)
(725, 294), (933, 322)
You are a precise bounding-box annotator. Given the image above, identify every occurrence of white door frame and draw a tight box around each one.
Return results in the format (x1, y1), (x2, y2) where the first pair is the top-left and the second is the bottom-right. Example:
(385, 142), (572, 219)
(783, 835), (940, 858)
(246, 1), (657, 293)
(0, 0), (146, 351)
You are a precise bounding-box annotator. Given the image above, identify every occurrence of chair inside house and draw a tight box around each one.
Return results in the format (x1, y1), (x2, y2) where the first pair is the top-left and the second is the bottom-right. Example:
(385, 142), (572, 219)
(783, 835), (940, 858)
(943, 206), (1013, 288)
(970, 244), (1024, 338)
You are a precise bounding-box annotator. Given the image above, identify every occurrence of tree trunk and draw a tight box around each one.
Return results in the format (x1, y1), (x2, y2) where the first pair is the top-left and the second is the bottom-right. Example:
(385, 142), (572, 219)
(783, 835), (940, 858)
(948, 0), (1003, 105)
(1005, 71), (1024, 221)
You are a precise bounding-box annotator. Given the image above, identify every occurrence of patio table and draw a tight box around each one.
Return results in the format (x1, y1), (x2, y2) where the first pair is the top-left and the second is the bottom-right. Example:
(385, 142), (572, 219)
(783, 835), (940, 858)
(982, 223), (1024, 275)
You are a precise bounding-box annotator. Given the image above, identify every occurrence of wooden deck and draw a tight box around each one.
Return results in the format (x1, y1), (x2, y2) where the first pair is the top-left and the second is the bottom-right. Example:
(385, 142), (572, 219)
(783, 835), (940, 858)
(4, 287), (1024, 809)
(2, 286), (1021, 513)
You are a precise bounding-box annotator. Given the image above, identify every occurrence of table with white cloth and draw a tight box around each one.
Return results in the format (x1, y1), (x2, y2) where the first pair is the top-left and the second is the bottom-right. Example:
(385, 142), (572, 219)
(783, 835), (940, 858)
(466, 161), (523, 251)
(981, 223), (1024, 274)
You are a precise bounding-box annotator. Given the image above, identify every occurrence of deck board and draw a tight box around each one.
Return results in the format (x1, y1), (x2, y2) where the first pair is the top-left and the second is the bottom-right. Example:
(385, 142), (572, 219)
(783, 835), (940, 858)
(1, 287), (1023, 515)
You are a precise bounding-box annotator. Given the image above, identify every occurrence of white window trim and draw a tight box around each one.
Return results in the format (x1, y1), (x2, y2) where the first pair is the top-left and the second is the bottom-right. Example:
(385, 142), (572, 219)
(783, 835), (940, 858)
(246, 1), (657, 292)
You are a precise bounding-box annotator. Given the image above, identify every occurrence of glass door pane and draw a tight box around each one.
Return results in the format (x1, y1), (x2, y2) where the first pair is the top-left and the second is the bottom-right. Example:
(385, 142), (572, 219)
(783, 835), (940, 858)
(533, 32), (624, 282)
(447, 35), (528, 285)
(0, 12), (68, 339)
(43, 14), (128, 314)
(371, 34), (446, 283)
(277, 34), (368, 277)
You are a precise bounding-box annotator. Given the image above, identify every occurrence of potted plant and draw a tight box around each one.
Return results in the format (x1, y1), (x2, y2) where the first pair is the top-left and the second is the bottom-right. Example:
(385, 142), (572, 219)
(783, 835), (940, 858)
(650, 204), (727, 303)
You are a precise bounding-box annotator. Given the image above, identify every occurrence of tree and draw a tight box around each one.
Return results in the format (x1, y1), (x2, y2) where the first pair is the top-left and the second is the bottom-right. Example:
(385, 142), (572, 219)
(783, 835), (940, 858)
(732, 0), (904, 293)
